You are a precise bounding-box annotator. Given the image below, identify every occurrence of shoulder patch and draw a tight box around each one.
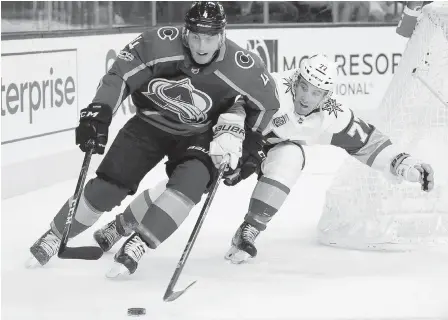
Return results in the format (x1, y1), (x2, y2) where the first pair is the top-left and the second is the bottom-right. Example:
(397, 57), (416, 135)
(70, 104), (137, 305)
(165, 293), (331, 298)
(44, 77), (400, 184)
(272, 114), (290, 127)
(127, 35), (143, 50)
(157, 26), (180, 41)
(235, 51), (255, 69)
(117, 50), (134, 62)
(322, 98), (343, 118)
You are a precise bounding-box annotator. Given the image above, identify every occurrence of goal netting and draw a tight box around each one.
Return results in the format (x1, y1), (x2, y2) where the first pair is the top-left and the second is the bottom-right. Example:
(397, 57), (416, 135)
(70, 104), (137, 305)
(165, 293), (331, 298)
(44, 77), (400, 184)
(318, 2), (448, 250)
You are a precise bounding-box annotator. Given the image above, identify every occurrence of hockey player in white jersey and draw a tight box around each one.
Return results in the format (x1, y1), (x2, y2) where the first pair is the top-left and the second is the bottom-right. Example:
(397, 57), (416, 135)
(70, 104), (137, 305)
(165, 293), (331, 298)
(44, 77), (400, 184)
(92, 54), (435, 266)
(223, 53), (435, 264)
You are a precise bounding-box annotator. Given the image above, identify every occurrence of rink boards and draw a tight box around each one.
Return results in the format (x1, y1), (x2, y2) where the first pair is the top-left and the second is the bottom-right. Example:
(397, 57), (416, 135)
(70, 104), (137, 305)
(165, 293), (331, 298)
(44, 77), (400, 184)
(1, 26), (408, 198)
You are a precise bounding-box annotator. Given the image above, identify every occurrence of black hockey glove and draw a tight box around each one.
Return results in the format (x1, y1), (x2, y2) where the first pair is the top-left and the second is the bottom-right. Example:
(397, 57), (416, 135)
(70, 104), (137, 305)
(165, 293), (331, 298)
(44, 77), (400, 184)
(75, 103), (112, 154)
(224, 130), (266, 186)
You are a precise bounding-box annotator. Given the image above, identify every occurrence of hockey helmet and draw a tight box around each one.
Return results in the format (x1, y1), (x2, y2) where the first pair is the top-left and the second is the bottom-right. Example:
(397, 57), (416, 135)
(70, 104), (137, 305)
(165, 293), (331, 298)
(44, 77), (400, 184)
(185, 1), (227, 35)
(298, 54), (336, 92)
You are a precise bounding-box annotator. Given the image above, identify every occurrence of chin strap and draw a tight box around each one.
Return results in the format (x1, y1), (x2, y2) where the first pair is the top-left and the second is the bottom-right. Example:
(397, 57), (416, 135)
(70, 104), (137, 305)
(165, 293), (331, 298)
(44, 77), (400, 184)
(294, 107), (321, 120)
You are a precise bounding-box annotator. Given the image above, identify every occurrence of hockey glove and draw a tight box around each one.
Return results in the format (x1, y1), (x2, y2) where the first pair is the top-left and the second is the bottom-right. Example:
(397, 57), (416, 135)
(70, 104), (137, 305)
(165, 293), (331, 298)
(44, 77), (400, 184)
(391, 153), (434, 191)
(76, 103), (113, 154)
(209, 114), (245, 170)
(224, 130), (266, 186)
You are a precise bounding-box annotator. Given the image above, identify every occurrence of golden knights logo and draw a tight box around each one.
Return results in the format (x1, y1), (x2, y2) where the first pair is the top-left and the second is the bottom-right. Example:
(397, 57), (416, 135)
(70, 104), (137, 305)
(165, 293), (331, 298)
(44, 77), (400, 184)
(143, 78), (213, 123)
(322, 98), (343, 118)
(282, 73), (299, 100)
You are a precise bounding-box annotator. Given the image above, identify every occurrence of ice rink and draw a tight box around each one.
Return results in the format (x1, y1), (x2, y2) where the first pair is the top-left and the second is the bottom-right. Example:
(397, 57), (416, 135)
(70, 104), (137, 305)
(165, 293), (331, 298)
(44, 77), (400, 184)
(2, 153), (448, 320)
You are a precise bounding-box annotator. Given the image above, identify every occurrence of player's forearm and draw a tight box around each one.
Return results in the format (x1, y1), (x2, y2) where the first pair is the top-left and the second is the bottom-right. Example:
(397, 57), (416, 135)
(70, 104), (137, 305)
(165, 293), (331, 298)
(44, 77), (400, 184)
(91, 72), (129, 115)
(231, 97), (259, 132)
(346, 129), (392, 167)
(224, 99), (246, 124)
(370, 143), (403, 173)
(238, 94), (278, 134)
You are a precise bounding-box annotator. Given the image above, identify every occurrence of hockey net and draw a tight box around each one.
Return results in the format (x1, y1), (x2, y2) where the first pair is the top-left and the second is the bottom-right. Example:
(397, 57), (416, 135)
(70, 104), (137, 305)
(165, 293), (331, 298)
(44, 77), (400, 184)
(318, 2), (448, 251)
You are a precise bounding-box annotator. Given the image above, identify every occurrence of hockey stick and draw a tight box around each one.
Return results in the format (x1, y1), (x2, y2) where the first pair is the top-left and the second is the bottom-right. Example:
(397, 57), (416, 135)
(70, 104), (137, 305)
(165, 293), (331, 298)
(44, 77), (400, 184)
(58, 141), (103, 260)
(163, 156), (230, 302)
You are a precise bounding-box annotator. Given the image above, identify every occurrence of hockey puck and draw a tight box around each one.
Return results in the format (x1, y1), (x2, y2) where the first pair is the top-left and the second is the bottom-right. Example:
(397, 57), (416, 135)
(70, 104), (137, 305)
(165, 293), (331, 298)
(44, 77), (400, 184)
(127, 308), (146, 317)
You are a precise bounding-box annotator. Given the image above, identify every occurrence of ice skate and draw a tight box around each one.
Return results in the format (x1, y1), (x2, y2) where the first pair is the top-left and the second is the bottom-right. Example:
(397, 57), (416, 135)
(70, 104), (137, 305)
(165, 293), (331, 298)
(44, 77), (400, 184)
(26, 230), (61, 268)
(225, 222), (260, 264)
(106, 233), (148, 279)
(93, 219), (123, 252)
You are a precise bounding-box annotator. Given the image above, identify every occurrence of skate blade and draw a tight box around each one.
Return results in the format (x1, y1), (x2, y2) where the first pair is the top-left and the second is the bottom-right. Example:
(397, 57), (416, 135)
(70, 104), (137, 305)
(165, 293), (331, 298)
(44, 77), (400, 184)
(25, 256), (43, 269)
(106, 262), (131, 279)
(224, 246), (251, 264)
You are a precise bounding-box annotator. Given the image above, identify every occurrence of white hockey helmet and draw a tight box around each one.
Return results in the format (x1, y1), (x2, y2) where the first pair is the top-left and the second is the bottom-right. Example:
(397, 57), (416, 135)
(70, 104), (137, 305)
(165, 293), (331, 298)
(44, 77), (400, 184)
(299, 54), (336, 92)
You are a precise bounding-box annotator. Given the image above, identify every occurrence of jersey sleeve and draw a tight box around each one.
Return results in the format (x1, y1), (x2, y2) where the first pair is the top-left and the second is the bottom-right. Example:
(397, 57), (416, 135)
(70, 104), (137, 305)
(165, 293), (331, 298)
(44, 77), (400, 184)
(329, 108), (392, 166)
(217, 50), (280, 135)
(91, 28), (184, 114)
(214, 95), (247, 129)
(226, 96), (247, 121)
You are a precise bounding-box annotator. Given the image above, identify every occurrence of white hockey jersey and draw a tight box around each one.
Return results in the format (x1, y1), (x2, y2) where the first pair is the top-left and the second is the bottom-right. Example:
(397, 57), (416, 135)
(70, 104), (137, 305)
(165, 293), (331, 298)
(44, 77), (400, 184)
(262, 70), (392, 167)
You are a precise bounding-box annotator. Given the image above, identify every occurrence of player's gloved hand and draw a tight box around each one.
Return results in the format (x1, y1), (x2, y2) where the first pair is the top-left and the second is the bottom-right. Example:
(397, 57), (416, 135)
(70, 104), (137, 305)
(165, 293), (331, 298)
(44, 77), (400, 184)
(76, 103), (112, 155)
(392, 153), (434, 192)
(209, 114), (245, 170)
(224, 131), (266, 186)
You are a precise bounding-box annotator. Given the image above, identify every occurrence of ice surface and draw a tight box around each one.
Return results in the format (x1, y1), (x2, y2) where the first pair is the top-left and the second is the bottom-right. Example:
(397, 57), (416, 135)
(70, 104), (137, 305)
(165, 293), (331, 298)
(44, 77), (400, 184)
(2, 163), (448, 320)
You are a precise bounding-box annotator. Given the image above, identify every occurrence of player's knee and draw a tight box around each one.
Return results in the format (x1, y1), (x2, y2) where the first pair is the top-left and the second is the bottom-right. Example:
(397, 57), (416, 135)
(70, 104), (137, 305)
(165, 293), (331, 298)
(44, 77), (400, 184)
(167, 159), (210, 204)
(261, 142), (305, 188)
(84, 177), (130, 212)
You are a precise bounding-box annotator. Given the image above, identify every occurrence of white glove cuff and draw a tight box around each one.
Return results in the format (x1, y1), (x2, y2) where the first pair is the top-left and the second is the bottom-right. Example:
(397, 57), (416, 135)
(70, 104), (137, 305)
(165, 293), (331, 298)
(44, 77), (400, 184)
(392, 153), (421, 182)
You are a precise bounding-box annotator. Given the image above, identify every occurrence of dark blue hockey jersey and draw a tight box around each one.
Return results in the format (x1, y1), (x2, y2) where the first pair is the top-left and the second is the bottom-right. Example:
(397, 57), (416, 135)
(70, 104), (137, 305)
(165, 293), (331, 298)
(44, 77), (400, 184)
(92, 26), (279, 135)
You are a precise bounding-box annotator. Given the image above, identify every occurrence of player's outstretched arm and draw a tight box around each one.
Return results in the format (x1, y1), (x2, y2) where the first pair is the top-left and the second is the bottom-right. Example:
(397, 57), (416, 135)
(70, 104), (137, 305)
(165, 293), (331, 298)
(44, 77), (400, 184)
(327, 108), (434, 192)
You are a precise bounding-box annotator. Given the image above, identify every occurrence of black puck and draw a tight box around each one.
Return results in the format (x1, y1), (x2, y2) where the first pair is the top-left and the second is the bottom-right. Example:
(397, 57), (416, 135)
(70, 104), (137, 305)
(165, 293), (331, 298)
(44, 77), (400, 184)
(127, 308), (146, 317)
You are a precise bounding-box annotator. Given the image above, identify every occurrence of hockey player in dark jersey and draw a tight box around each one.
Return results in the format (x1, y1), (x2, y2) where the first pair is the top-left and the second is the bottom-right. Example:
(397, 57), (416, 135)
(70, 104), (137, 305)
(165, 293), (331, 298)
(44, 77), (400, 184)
(26, 2), (280, 276)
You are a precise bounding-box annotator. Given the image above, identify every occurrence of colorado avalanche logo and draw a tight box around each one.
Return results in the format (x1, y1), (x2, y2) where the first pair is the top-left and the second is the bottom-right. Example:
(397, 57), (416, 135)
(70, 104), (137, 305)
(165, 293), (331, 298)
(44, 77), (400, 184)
(143, 78), (213, 123)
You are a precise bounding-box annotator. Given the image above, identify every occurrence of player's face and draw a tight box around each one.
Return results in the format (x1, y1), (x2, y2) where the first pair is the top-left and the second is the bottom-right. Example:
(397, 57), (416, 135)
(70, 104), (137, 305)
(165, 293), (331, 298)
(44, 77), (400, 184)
(187, 32), (221, 65)
(294, 79), (328, 116)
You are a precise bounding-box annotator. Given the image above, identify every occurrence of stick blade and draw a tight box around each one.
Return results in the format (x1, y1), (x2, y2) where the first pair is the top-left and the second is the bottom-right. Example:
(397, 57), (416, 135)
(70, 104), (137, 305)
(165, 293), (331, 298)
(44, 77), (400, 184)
(163, 281), (197, 302)
(58, 246), (103, 260)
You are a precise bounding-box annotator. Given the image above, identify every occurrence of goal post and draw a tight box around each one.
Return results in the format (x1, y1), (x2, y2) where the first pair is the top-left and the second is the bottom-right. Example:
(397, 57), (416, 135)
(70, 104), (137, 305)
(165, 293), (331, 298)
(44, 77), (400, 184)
(317, 2), (448, 251)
